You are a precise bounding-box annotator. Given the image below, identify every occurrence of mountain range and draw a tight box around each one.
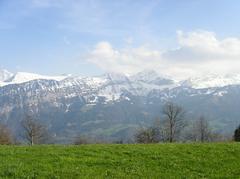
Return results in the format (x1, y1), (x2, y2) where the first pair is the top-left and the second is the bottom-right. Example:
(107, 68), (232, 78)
(0, 69), (240, 142)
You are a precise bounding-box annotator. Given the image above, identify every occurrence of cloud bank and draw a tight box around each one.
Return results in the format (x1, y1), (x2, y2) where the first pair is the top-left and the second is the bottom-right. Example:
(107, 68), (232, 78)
(86, 30), (240, 79)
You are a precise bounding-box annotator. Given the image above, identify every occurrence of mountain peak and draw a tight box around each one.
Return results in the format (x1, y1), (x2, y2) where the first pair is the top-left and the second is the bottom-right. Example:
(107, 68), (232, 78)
(101, 72), (129, 82)
(131, 70), (171, 81)
(0, 71), (69, 87)
(0, 69), (13, 82)
(135, 70), (158, 77)
(182, 73), (240, 89)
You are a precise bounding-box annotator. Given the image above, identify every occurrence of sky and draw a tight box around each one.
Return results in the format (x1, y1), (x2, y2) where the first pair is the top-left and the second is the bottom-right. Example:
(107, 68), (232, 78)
(1, 0), (240, 79)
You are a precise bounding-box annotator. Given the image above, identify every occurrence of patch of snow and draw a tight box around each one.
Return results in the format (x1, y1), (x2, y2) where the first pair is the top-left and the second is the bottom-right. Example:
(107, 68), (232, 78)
(214, 90), (228, 97)
(0, 72), (69, 86)
(65, 104), (71, 113)
(0, 69), (13, 82)
(182, 74), (240, 89)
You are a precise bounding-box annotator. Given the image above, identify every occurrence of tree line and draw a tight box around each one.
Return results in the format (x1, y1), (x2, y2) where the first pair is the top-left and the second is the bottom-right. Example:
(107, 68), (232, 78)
(0, 102), (240, 145)
(0, 115), (51, 145)
(134, 102), (240, 143)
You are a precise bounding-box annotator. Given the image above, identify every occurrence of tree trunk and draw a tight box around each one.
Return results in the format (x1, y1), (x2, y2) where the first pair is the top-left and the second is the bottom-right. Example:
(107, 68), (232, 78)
(31, 135), (34, 146)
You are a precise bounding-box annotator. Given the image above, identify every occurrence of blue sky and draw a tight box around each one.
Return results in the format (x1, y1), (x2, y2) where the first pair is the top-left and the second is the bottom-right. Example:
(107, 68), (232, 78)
(1, 0), (240, 77)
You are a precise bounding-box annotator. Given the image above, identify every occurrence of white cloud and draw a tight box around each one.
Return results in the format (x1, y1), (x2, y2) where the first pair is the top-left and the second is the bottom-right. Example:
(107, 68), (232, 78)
(85, 30), (240, 79)
(86, 41), (161, 75)
(168, 30), (240, 61)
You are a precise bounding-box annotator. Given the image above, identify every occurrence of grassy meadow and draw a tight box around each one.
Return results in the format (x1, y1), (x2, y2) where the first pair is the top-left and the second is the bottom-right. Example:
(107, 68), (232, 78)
(0, 143), (239, 178)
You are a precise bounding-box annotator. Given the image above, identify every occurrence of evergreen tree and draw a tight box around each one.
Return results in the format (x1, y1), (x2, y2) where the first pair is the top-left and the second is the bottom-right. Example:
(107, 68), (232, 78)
(233, 125), (240, 142)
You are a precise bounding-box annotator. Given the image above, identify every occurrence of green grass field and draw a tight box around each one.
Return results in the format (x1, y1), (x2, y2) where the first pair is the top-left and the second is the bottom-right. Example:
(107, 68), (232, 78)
(0, 143), (239, 178)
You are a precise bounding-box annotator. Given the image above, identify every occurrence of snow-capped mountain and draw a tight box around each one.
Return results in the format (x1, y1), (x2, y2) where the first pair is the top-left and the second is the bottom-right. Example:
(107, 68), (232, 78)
(0, 69), (240, 142)
(182, 74), (240, 89)
(0, 69), (13, 82)
(0, 70), (69, 87)
(1, 69), (240, 90)
(130, 70), (173, 84)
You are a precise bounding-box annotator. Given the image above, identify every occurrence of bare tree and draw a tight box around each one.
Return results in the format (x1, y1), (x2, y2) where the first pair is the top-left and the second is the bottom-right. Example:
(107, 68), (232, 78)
(134, 127), (160, 144)
(134, 118), (164, 143)
(0, 124), (13, 145)
(74, 135), (90, 145)
(183, 117), (229, 143)
(162, 102), (186, 142)
(21, 115), (49, 145)
(194, 116), (212, 142)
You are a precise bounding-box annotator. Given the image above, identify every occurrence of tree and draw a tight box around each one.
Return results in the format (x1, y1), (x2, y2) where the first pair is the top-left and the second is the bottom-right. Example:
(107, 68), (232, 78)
(162, 102), (186, 142)
(134, 127), (160, 144)
(194, 116), (212, 142)
(0, 124), (13, 145)
(134, 117), (163, 144)
(21, 115), (49, 145)
(233, 125), (240, 142)
(74, 135), (90, 145)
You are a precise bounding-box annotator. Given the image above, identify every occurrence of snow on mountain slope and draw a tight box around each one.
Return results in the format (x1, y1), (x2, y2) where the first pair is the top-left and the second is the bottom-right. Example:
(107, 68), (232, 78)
(85, 71), (179, 100)
(182, 74), (240, 89)
(1, 69), (240, 92)
(131, 70), (163, 82)
(130, 70), (176, 86)
(0, 72), (69, 86)
(103, 72), (130, 83)
(0, 69), (13, 82)
(9, 72), (68, 83)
